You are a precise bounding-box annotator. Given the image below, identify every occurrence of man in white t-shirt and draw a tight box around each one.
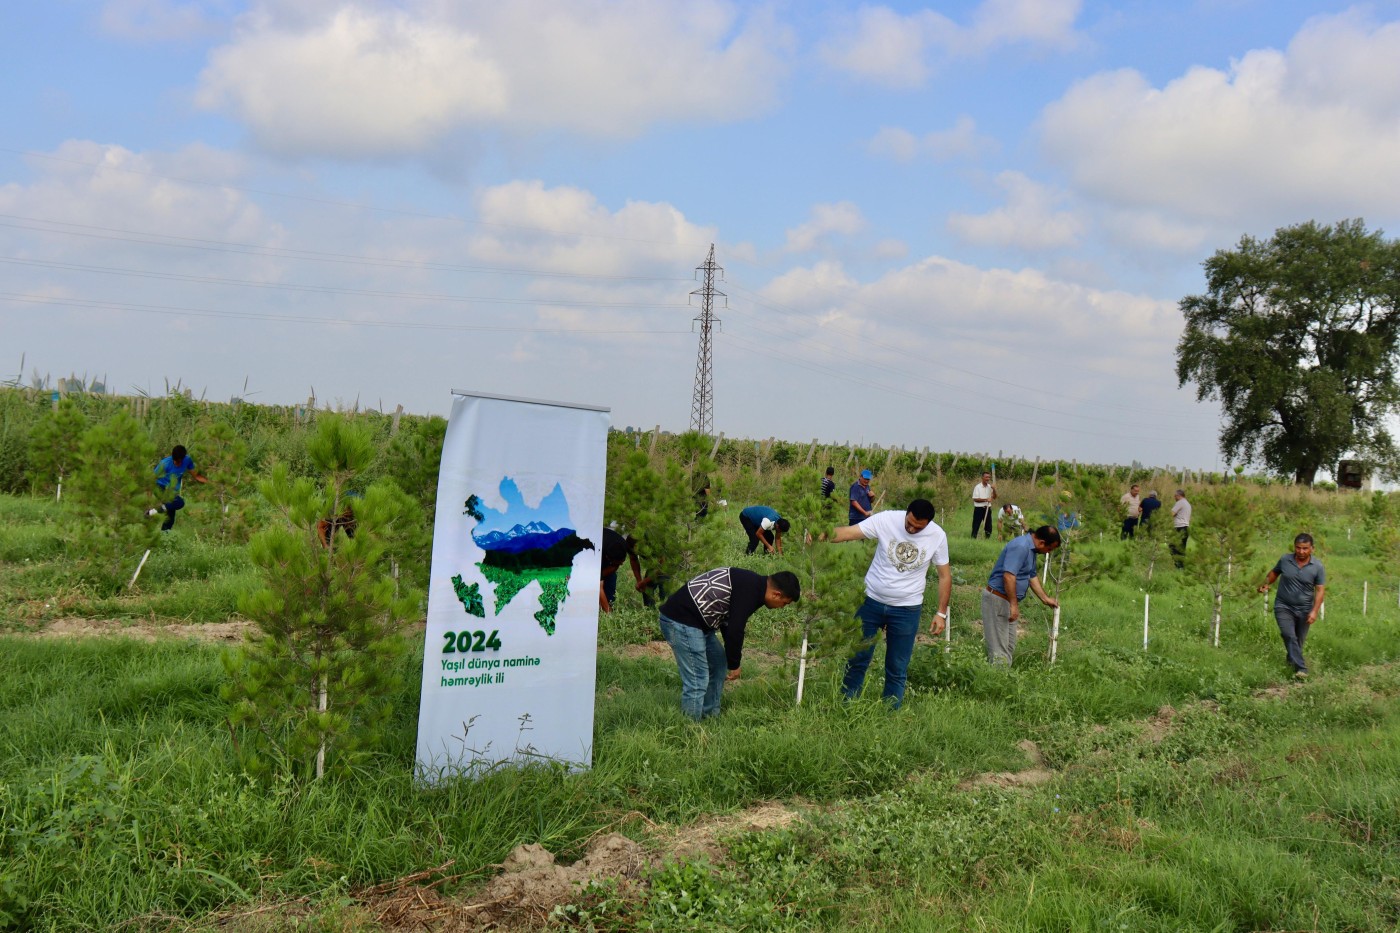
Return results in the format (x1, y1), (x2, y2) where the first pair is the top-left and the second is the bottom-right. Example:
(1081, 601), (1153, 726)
(829, 498), (951, 708)
(1119, 483), (1142, 539)
(971, 471), (996, 538)
(1169, 489), (1192, 568)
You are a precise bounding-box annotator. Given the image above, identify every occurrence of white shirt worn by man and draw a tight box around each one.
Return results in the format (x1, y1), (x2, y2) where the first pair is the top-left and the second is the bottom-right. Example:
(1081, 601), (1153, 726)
(1172, 498), (1192, 528)
(1120, 492), (1141, 518)
(971, 482), (995, 505)
(857, 509), (951, 608)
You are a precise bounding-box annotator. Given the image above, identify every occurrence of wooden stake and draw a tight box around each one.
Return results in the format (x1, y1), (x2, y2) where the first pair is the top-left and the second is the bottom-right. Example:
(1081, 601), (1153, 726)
(1050, 606), (1061, 664)
(796, 624), (810, 705)
(944, 605), (951, 653)
(1212, 592), (1222, 647)
(128, 549), (152, 589)
(805, 438), (818, 465)
(648, 425), (660, 457)
(1143, 593), (1150, 650)
(709, 432), (724, 459)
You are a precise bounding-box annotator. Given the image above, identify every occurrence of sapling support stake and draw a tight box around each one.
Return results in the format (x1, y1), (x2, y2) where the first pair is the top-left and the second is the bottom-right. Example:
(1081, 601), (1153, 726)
(796, 621), (811, 705)
(1049, 606), (1061, 665)
(1363, 580), (1368, 615)
(944, 605), (951, 653)
(56, 472), (62, 502)
(1143, 593), (1150, 650)
(128, 548), (151, 589)
(1212, 591), (1222, 647)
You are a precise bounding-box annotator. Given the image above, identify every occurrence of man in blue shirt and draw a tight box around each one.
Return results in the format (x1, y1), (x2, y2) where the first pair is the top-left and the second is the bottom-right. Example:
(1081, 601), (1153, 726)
(146, 444), (205, 531)
(739, 505), (789, 555)
(1257, 533), (1326, 678)
(848, 469), (874, 525)
(982, 526), (1061, 664)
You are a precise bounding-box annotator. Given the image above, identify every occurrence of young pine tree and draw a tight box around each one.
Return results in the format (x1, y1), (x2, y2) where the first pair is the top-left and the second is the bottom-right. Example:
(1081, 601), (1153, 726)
(773, 467), (868, 700)
(606, 449), (693, 603)
(191, 419), (252, 542)
(223, 415), (422, 780)
(67, 409), (160, 592)
(1187, 484), (1258, 647)
(27, 397), (90, 496)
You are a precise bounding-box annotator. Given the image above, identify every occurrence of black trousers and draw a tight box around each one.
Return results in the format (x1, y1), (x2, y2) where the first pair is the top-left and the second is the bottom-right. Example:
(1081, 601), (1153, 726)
(971, 505), (992, 538)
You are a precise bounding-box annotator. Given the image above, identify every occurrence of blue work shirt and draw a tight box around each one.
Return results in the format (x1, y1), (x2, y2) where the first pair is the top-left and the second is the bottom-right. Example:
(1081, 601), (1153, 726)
(1272, 554), (1325, 611)
(155, 455), (196, 492)
(987, 533), (1039, 599)
(848, 482), (873, 524)
(740, 505), (780, 526)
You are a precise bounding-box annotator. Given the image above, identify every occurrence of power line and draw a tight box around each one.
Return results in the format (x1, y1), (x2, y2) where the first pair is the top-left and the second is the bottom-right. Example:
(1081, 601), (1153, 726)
(722, 275), (1197, 422)
(0, 147), (715, 248)
(0, 256), (690, 311)
(0, 292), (693, 336)
(0, 213), (693, 283)
(721, 331), (1206, 443)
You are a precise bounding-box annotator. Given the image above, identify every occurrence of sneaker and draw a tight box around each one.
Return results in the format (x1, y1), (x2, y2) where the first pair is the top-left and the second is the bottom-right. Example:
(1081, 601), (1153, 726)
(1294, 670), (1309, 680)
(146, 508), (160, 517)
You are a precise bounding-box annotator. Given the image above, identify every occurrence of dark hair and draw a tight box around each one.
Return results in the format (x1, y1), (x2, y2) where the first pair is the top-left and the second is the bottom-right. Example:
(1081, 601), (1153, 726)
(769, 570), (801, 602)
(825, 466), (835, 476)
(1032, 525), (1062, 546)
(172, 444), (187, 460)
(907, 498), (935, 521)
(1294, 532), (1314, 545)
(775, 518), (791, 534)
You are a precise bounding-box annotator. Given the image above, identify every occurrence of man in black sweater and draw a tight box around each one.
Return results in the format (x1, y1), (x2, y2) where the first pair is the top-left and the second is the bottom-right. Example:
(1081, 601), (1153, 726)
(657, 567), (800, 720)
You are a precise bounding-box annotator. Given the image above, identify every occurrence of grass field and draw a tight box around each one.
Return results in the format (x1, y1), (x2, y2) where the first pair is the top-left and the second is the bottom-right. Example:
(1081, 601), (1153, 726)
(1, 490), (1398, 931)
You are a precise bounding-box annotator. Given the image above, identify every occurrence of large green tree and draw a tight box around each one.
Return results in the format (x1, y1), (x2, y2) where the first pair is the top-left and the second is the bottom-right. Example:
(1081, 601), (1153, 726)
(1177, 219), (1400, 484)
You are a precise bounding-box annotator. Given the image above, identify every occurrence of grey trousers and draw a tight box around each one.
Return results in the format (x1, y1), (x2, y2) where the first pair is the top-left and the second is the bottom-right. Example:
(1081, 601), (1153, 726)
(981, 589), (1016, 664)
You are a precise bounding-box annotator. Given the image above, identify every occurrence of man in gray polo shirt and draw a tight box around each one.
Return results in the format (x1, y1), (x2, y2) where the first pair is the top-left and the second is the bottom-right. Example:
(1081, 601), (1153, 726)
(1257, 533), (1326, 678)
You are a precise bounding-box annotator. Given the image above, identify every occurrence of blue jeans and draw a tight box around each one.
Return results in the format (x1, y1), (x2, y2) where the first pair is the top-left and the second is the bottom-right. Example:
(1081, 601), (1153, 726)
(1274, 604), (1312, 673)
(842, 597), (922, 708)
(659, 614), (728, 721)
(159, 494), (185, 531)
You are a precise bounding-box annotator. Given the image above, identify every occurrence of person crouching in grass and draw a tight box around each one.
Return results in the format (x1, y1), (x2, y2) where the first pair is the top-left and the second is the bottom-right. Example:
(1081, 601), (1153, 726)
(657, 568), (800, 721)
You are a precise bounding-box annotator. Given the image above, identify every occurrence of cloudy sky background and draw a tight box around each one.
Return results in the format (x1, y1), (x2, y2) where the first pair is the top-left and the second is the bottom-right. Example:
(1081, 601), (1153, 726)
(5, 0), (1400, 471)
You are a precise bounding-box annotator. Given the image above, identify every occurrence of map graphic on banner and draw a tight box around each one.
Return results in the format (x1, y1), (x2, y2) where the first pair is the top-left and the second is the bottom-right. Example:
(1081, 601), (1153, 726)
(452, 478), (595, 634)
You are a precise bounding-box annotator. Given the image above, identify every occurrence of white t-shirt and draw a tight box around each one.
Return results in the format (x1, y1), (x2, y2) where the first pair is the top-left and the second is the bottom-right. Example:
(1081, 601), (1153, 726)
(858, 509), (950, 607)
(1171, 498), (1192, 528)
(971, 482), (994, 505)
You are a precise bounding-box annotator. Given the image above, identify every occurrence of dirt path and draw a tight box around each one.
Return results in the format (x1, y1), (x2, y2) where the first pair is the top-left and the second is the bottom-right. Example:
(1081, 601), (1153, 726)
(16, 617), (258, 643)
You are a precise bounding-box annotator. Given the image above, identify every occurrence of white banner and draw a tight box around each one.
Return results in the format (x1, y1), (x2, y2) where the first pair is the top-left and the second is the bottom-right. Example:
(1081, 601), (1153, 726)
(415, 391), (609, 780)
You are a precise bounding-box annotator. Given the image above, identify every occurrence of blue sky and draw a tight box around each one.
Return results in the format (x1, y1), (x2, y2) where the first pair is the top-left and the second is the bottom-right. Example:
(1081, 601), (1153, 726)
(5, 0), (1400, 472)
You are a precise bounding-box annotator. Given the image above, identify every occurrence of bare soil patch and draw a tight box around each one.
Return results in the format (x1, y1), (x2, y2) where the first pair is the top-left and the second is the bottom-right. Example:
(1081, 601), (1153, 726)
(958, 739), (1054, 790)
(21, 617), (257, 643)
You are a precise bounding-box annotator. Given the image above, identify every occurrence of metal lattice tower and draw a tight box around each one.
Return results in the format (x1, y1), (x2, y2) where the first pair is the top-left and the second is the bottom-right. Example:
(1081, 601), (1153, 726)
(689, 244), (725, 435)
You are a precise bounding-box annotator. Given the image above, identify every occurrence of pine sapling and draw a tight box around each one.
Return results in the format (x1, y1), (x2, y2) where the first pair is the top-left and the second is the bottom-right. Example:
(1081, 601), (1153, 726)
(223, 415), (422, 780)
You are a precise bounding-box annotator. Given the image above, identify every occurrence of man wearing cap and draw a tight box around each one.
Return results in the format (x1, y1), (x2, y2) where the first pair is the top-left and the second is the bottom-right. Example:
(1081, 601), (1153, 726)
(971, 471), (996, 539)
(739, 505), (789, 555)
(982, 526), (1061, 664)
(830, 498), (951, 708)
(849, 469), (875, 525)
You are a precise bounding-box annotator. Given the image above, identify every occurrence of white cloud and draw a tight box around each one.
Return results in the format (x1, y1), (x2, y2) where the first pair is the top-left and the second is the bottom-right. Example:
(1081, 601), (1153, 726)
(947, 172), (1085, 250)
(783, 202), (867, 253)
(819, 0), (1082, 88)
(466, 180), (720, 277)
(1040, 9), (1400, 221)
(197, 0), (794, 158)
(867, 116), (998, 162)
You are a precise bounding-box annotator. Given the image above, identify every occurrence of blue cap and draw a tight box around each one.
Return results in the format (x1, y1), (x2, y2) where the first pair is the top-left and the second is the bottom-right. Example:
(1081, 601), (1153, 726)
(860, 469), (873, 479)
